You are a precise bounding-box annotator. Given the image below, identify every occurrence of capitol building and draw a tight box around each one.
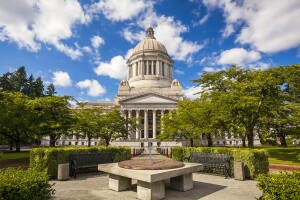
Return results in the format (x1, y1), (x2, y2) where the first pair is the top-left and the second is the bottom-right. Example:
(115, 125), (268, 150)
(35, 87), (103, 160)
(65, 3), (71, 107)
(42, 27), (260, 148)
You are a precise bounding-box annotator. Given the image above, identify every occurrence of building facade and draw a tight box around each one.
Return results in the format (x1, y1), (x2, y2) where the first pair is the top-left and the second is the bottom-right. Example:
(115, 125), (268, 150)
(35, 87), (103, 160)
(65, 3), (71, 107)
(111, 27), (185, 148)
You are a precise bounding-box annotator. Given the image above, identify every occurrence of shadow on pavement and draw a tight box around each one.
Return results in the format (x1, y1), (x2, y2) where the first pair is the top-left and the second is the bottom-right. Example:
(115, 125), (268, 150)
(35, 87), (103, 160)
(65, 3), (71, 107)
(165, 181), (227, 200)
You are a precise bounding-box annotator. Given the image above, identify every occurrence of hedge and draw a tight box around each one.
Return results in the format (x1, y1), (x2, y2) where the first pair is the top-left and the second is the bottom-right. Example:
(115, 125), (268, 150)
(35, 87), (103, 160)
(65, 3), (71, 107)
(30, 146), (131, 179)
(257, 171), (300, 200)
(172, 147), (269, 179)
(0, 168), (54, 200)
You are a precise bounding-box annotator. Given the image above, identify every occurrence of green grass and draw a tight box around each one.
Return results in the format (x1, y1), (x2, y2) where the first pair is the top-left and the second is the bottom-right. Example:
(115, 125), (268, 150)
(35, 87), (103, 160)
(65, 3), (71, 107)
(0, 151), (30, 160)
(262, 147), (300, 166)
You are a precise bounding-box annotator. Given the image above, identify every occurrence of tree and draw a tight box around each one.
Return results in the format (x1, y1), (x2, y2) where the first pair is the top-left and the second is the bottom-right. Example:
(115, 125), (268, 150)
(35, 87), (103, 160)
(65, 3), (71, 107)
(73, 102), (102, 147)
(95, 109), (131, 146)
(194, 66), (282, 148)
(45, 84), (56, 96)
(0, 92), (32, 151)
(29, 96), (74, 147)
(158, 99), (221, 147)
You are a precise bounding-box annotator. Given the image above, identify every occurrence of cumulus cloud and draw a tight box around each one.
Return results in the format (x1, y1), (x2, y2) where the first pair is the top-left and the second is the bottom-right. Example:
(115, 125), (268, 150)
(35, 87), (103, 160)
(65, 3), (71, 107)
(52, 71), (72, 87)
(183, 86), (203, 99)
(88, 0), (153, 21)
(202, 0), (300, 53)
(218, 48), (261, 65)
(94, 55), (127, 80)
(0, 0), (88, 59)
(77, 79), (106, 97)
(91, 35), (105, 49)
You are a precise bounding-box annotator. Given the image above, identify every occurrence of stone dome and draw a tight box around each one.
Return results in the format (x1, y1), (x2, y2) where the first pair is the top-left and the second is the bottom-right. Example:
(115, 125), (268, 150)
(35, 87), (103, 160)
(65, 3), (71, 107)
(132, 27), (168, 55)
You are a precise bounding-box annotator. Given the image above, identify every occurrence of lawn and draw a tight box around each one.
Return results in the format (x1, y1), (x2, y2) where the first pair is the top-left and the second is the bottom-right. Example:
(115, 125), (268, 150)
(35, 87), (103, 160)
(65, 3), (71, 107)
(264, 147), (300, 166)
(0, 151), (30, 160)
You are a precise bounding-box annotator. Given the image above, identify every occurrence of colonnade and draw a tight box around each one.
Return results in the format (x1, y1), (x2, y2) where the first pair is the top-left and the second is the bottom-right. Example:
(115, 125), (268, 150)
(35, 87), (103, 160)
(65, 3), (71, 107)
(121, 109), (171, 140)
(128, 60), (173, 79)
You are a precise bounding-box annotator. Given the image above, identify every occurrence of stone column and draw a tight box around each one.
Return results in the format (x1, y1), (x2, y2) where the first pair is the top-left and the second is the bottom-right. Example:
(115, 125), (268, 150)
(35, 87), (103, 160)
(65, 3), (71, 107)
(141, 60), (144, 77)
(128, 110), (132, 139)
(136, 110), (140, 140)
(161, 110), (165, 134)
(151, 60), (154, 75)
(146, 60), (149, 75)
(153, 110), (157, 139)
(156, 60), (159, 77)
(144, 110), (148, 139)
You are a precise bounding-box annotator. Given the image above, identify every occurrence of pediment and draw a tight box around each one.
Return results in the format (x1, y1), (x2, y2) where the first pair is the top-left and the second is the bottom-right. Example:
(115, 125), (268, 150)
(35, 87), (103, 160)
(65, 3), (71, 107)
(120, 93), (178, 104)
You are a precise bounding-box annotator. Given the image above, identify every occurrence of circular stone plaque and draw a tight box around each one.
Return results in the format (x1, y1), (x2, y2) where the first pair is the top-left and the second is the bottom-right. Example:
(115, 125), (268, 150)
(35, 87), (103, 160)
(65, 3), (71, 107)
(118, 159), (185, 170)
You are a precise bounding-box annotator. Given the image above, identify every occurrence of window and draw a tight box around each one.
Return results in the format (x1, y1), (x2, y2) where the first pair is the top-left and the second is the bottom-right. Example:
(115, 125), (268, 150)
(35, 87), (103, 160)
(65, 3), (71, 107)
(217, 141), (219, 145)
(153, 63), (156, 75)
(69, 142), (71, 145)
(162, 62), (165, 76)
(144, 61), (147, 75)
(95, 142), (97, 145)
(81, 142), (84, 145)
(149, 62), (152, 75)
(75, 142), (78, 145)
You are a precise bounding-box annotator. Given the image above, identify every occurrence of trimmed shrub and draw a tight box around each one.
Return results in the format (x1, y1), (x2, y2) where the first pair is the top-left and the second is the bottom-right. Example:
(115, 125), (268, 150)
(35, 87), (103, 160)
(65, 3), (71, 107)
(0, 167), (54, 200)
(30, 146), (131, 179)
(257, 171), (300, 200)
(172, 147), (269, 179)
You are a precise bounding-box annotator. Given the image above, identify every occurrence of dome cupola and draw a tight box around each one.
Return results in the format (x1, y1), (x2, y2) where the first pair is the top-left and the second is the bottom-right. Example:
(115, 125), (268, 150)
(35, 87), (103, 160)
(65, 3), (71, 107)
(126, 27), (174, 88)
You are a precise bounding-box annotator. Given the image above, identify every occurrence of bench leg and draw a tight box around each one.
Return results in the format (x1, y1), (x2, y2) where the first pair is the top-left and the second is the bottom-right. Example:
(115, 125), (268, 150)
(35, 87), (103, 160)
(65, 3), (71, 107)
(109, 174), (132, 192)
(137, 180), (165, 200)
(170, 173), (193, 191)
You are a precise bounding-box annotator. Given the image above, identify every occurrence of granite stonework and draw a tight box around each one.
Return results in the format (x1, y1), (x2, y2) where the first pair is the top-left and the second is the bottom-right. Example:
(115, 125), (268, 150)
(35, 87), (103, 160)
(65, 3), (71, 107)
(98, 162), (203, 200)
(234, 161), (245, 181)
(57, 163), (69, 181)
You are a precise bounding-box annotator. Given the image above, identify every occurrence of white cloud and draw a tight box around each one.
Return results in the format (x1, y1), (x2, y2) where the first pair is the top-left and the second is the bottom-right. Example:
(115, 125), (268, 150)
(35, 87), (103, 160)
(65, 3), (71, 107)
(0, 0), (88, 59)
(198, 14), (209, 25)
(183, 86), (203, 99)
(91, 35), (105, 49)
(97, 98), (111, 102)
(77, 79), (106, 97)
(94, 56), (127, 80)
(175, 69), (185, 75)
(218, 48), (261, 65)
(52, 71), (72, 87)
(202, 67), (224, 73)
(89, 0), (153, 21)
(203, 0), (300, 53)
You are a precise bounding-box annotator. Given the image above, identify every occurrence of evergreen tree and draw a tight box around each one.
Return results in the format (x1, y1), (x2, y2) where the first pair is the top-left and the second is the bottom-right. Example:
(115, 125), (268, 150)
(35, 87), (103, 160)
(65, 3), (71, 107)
(45, 83), (56, 96)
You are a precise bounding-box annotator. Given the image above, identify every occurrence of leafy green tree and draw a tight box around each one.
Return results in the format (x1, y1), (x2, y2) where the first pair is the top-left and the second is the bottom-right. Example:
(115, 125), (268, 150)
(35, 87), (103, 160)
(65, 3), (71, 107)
(194, 66), (282, 148)
(94, 109), (131, 146)
(73, 102), (102, 147)
(0, 92), (32, 151)
(29, 96), (74, 147)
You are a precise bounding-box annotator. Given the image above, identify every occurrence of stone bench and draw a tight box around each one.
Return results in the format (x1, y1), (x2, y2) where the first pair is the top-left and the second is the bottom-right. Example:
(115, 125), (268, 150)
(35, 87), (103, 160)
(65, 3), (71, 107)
(98, 162), (203, 200)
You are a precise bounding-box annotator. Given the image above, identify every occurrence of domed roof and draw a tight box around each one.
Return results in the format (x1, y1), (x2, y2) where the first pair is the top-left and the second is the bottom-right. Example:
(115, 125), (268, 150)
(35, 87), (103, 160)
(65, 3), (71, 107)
(132, 27), (168, 54)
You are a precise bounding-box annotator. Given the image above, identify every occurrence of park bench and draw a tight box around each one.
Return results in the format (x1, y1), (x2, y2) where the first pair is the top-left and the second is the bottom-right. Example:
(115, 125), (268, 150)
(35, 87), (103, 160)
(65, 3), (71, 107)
(190, 152), (231, 178)
(70, 152), (113, 178)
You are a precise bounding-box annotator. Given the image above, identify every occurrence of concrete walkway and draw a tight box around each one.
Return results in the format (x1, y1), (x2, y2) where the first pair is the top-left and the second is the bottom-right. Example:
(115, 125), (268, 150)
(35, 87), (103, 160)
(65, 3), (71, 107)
(51, 149), (262, 200)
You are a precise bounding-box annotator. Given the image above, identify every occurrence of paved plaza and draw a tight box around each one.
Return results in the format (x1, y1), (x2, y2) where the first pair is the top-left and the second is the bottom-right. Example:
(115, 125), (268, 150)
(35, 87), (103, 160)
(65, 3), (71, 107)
(51, 150), (262, 200)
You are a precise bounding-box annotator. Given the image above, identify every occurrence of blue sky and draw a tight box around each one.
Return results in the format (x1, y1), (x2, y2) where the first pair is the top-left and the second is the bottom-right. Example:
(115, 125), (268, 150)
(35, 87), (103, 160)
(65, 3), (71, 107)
(0, 0), (299, 102)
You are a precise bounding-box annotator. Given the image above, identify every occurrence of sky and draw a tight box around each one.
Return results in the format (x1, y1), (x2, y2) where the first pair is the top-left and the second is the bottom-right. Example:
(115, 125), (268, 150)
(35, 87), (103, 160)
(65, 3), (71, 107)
(0, 0), (299, 102)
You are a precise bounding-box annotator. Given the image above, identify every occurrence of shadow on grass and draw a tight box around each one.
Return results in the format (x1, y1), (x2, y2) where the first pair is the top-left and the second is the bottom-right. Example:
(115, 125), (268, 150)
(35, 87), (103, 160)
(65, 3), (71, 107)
(268, 148), (300, 165)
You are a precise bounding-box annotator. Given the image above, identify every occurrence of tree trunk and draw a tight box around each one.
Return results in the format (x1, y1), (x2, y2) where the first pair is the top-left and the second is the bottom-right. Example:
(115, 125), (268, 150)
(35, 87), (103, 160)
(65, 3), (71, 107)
(105, 139), (110, 146)
(242, 137), (246, 148)
(9, 140), (13, 150)
(49, 136), (56, 147)
(88, 136), (91, 147)
(190, 138), (194, 147)
(278, 132), (287, 147)
(207, 133), (213, 147)
(246, 126), (254, 149)
(15, 140), (21, 152)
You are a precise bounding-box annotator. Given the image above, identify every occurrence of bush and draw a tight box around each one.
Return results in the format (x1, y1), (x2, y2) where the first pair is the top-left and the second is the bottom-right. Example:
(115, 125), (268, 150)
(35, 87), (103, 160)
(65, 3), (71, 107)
(257, 171), (300, 200)
(30, 146), (131, 179)
(172, 147), (269, 179)
(0, 167), (54, 200)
